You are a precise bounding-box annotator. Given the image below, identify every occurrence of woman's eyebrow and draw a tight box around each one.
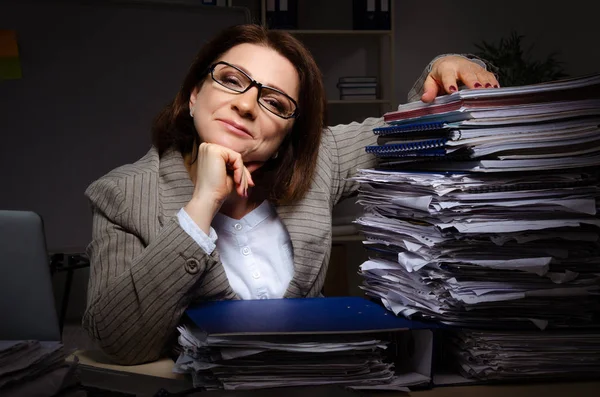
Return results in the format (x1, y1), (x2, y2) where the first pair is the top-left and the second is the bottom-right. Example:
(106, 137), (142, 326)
(226, 61), (291, 96)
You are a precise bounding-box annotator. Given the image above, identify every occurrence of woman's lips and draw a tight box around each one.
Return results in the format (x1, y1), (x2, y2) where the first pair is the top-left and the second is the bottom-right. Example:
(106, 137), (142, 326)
(218, 119), (252, 138)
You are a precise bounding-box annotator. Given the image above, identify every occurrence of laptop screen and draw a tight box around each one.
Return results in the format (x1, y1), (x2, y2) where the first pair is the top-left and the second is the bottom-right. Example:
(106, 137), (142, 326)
(0, 210), (60, 341)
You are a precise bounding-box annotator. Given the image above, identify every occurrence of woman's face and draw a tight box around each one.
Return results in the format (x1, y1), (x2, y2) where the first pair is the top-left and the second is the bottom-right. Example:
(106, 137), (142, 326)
(189, 43), (299, 174)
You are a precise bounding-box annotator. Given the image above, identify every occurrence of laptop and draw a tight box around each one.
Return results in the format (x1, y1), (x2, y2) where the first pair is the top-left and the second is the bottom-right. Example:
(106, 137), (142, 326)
(0, 210), (60, 341)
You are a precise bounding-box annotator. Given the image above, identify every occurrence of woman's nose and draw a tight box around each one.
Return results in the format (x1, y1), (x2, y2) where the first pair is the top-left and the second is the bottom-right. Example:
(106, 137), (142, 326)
(231, 87), (259, 118)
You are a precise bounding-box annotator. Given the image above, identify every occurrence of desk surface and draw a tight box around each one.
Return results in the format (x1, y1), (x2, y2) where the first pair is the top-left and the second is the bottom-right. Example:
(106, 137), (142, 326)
(71, 350), (600, 396)
(71, 349), (185, 380)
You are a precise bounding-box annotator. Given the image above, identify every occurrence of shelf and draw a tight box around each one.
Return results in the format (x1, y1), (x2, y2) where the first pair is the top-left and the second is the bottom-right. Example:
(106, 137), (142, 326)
(328, 99), (391, 105)
(259, 0), (395, 124)
(274, 29), (392, 36)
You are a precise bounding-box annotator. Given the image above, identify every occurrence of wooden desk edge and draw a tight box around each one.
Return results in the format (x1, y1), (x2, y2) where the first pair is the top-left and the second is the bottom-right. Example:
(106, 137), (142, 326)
(68, 349), (185, 380)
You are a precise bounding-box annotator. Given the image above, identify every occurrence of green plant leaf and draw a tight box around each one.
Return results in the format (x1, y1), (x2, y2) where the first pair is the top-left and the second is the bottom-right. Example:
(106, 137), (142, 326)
(474, 30), (568, 86)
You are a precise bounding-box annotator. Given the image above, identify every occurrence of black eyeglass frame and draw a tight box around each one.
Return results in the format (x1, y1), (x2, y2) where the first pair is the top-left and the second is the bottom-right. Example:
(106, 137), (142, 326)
(207, 61), (299, 119)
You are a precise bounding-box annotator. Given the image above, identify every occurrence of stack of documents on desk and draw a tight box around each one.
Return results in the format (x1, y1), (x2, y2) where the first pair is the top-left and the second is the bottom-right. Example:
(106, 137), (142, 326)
(0, 340), (79, 396)
(366, 73), (600, 172)
(443, 329), (600, 380)
(353, 74), (600, 382)
(173, 297), (434, 391)
(176, 329), (405, 390)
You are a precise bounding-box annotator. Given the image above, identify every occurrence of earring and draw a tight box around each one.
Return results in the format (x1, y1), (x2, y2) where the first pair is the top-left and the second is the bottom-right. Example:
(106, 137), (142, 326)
(190, 109), (194, 118)
(272, 151), (279, 160)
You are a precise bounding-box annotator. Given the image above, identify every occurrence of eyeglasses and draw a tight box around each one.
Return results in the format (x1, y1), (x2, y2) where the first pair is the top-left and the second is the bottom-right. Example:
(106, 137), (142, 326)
(208, 61), (299, 119)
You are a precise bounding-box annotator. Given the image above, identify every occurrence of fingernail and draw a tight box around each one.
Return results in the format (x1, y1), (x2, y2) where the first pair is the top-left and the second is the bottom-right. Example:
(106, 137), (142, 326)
(485, 83), (492, 88)
(449, 86), (457, 93)
(474, 82), (482, 88)
(493, 84), (499, 88)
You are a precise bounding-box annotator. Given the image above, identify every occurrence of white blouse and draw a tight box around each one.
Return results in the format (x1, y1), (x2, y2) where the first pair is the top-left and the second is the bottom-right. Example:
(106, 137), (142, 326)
(177, 201), (294, 300)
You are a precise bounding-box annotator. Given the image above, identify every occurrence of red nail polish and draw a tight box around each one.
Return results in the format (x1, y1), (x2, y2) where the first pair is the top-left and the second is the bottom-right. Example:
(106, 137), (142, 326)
(485, 83), (492, 88)
(493, 84), (499, 88)
(449, 86), (457, 92)
(474, 82), (482, 88)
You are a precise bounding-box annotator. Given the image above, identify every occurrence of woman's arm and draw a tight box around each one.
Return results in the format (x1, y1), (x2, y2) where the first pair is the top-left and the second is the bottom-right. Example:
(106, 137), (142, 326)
(327, 117), (384, 205)
(82, 177), (235, 365)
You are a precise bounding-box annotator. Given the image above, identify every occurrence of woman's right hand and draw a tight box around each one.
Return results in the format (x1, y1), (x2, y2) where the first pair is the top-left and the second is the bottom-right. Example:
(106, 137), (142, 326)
(184, 142), (254, 233)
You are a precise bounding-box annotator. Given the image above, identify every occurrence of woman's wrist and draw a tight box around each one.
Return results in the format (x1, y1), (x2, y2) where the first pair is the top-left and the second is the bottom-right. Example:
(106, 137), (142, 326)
(183, 195), (222, 235)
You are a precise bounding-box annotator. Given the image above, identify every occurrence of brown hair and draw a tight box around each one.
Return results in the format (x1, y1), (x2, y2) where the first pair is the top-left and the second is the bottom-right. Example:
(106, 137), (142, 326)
(152, 24), (327, 205)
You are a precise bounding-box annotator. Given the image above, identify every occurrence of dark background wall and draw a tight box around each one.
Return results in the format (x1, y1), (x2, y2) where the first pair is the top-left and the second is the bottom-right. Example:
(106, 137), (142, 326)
(394, 0), (599, 99)
(0, 0), (249, 253)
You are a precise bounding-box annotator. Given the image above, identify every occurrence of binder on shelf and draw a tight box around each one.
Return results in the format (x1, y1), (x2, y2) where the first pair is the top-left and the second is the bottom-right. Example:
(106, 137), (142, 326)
(352, 0), (391, 30)
(265, 0), (298, 29)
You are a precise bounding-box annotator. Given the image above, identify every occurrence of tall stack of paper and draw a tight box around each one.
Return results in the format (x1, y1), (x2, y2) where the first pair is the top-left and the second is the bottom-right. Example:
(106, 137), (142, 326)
(174, 297), (434, 391)
(353, 73), (600, 382)
(442, 329), (600, 381)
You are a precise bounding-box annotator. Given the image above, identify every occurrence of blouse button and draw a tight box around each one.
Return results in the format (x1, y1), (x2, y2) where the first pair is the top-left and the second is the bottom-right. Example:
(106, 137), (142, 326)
(242, 247), (250, 255)
(252, 270), (261, 279)
(234, 223), (243, 231)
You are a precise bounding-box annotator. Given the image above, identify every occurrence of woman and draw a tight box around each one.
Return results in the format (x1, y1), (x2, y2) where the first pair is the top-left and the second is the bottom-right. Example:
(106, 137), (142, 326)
(83, 24), (498, 365)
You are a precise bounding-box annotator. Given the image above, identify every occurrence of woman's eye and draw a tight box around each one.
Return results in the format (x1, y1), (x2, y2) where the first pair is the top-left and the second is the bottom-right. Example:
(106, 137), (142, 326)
(264, 97), (284, 111)
(222, 75), (243, 87)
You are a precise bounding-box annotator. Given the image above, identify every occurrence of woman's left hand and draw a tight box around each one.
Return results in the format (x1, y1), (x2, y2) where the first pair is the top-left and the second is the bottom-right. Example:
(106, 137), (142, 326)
(421, 55), (500, 103)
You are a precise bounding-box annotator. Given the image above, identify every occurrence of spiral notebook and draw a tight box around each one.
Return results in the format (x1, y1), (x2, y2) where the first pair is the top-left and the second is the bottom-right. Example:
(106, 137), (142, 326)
(373, 122), (449, 136)
(366, 140), (453, 158)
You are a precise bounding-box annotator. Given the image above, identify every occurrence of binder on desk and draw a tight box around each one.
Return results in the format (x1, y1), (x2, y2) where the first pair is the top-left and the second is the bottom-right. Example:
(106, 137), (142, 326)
(185, 296), (434, 335)
(179, 297), (437, 390)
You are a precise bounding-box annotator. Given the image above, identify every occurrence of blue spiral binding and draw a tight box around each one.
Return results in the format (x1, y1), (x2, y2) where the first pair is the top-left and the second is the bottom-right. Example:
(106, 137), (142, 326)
(365, 138), (448, 155)
(376, 149), (448, 158)
(373, 121), (448, 136)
